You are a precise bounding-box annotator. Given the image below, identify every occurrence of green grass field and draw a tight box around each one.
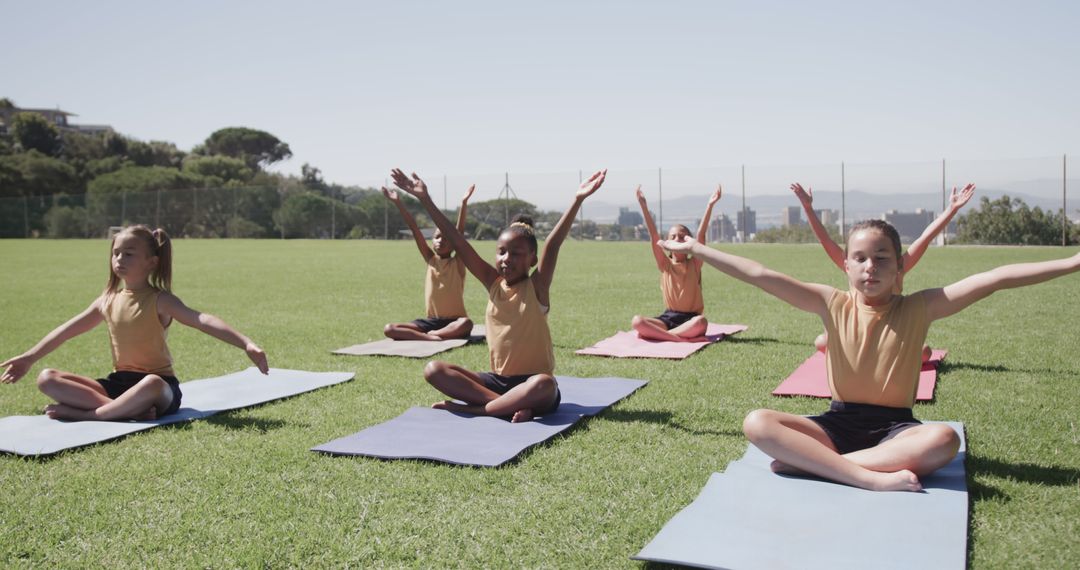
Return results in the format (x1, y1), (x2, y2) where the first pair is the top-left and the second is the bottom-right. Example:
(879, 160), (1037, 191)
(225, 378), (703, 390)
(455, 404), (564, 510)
(1, 239), (1078, 568)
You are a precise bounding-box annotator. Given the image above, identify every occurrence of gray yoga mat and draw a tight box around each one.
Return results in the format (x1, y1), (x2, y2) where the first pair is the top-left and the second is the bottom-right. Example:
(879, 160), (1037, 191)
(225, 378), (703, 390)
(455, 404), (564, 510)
(635, 421), (968, 570)
(332, 325), (486, 358)
(0, 367), (354, 456)
(312, 375), (647, 466)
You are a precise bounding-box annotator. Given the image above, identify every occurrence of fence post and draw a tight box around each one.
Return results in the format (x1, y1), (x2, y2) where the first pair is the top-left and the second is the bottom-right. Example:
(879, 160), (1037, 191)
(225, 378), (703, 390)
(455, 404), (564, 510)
(941, 158), (947, 247)
(23, 195), (29, 238)
(192, 187), (198, 236)
(658, 167), (663, 230)
(155, 188), (161, 228)
(331, 195), (336, 240)
(840, 162), (846, 239)
(1064, 154), (1068, 247)
(121, 192), (127, 225)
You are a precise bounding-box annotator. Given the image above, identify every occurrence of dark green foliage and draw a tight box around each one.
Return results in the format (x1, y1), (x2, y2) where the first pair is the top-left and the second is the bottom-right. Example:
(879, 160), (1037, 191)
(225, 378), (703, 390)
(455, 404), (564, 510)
(202, 127), (292, 170)
(956, 195), (1075, 245)
(43, 205), (90, 238)
(182, 155), (253, 185)
(10, 112), (61, 156)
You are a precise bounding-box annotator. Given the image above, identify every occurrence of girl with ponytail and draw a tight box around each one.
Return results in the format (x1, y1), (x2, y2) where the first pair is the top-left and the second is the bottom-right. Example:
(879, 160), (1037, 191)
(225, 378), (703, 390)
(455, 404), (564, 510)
(2, 225), (268, 421)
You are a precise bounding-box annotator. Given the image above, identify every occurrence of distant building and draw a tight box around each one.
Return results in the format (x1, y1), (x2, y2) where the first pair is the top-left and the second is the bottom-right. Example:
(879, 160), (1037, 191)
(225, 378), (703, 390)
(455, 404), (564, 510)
(816, 208), (840, 227)
(617, 207), (643, 227)
(782, 206), (802, 227)
(0, 104), (113, 136)
(734, 208), (756, 241)
(882, 209), (935, 243)
(710, 214), (736, 242)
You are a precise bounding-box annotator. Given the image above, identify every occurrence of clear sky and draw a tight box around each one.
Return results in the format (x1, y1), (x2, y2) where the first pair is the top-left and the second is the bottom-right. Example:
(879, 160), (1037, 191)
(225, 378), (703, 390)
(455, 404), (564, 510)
(4, 0), (1078, 208)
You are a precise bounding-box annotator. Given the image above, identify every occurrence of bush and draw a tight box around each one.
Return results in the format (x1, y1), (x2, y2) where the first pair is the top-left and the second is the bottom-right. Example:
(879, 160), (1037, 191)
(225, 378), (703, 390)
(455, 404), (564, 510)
(44, 205), (89, 238)
(226, 216), (266, 238)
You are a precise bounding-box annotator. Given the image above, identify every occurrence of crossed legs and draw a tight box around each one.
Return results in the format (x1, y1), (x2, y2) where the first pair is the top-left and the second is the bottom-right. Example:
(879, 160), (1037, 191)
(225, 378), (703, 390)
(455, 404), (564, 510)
(423, 361), (558, 423)
(742, 408), (960, 492)
(36, 368), (174, 421)
(632, 315), (708, 342)
(384, 317), (474, 341)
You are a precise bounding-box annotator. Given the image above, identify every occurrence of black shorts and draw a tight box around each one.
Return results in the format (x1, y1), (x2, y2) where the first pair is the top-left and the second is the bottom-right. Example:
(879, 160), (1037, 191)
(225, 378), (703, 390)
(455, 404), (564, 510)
(809, 400), (921, 454)
(655, 309), (699, 330)
(476, 371), (562, 415)
(96, 371), (183, 417)
(410, 317), (459, 332)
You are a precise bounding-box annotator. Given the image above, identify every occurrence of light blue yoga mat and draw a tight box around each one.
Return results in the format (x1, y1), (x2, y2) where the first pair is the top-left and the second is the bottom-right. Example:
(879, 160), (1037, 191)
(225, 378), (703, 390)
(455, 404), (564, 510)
(0, 367), (354, 456)
(635, 422), (968, 570)
(312, 376), (647, 467)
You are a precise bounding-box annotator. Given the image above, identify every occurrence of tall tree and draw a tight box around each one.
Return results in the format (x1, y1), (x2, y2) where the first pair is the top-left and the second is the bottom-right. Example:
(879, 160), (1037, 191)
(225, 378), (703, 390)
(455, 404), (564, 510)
(202, 127), (292, 170)
(11, 112), (62, 156)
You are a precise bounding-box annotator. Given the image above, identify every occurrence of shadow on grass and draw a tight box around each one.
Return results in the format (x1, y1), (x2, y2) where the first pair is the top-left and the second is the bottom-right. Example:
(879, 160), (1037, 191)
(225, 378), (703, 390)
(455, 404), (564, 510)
(601, 408), (743, 438)
(940, 361), (1080, 378)
(723, 336), (806, 348)
(967, 454), (1080, 503)
(203, 414), (299, 433)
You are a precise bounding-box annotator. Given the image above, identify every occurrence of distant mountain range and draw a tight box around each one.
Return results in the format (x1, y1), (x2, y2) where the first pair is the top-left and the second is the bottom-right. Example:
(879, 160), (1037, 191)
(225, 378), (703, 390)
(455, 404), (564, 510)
(569, 178), (1079, 228)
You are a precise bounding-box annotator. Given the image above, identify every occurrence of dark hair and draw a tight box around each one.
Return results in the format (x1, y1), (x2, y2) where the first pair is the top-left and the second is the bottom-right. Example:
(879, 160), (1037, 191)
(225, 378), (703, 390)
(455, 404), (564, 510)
(669, 224), (691, 235)
(846, 219), (902, 262)
(501, 214), (538, 253)
(103, 224), (173, 296)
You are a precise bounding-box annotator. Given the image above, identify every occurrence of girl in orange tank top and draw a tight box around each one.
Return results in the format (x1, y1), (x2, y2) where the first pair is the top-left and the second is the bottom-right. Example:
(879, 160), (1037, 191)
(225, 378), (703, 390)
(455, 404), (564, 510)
(2, 225), (269, 421)
(391, 167), (606, 422)
(380, 184), (475, 341)
(631, 185), (720, 342)
(656, 214), (1080, 492)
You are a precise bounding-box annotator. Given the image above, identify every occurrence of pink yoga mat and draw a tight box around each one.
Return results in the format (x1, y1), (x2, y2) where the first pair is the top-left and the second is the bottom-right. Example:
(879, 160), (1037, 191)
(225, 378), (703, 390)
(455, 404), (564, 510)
(575, 324), (748, 359)
(772, 349), (948, 401)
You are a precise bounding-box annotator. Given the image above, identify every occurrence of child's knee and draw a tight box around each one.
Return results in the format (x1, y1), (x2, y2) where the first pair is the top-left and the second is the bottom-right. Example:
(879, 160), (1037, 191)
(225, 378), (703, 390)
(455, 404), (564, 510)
(814, 334), (827, 352)
(926, 424), (961, 455)
(423, 361), (449, 383)
(35, 368), (60, 390)
(742, 408), (775, 441)
(383, 323), (395, 335)
(528, 374), (557, 396)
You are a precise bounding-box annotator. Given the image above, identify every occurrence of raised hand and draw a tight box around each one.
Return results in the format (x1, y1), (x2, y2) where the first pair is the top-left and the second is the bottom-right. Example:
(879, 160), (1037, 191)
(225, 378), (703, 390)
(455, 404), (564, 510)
(635, 185), (647, 204)
(949, 183), (976, 211)
(1, 354), (33, 384)
(381, 187), (400, 203)
(246, 343), (269, 374)
(462, 184), (476, 203)
(657, 237), (697, 255)
(391, 168), (430, 200)
(576, 169), (607, 200)
(708, 185), (722, 205)
(791, 183), (814, 209)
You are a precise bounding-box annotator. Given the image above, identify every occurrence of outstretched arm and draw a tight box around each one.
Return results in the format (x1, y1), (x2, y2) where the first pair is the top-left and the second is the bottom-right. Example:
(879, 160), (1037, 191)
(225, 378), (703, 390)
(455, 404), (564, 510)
(392, 169), (499, 289)
(1, 301), (104, 383)
(158, 293), (268, 373)
(902, 183), (975, 271)
(456, 184), (475, 234)
(924, 251), (1080, 321)
(636, 186), (668, 269)
(657, 239), (833, 315)
(792, 183), (844, 270)
(533, 169), (607, 299)
(383, 187), (433, 262)
(696, 185), (722, 244)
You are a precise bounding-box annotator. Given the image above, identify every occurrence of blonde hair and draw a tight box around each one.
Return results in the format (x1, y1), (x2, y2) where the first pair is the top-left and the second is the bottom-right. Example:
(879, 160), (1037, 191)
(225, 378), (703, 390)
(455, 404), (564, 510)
(103, 225), (173, 297)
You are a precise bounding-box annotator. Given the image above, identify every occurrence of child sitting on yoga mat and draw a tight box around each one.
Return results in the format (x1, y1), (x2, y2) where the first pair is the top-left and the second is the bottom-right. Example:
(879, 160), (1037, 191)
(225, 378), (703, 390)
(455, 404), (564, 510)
(1, 225), (268, 421)
(657, 218), (1080, 492)
(792, 182), (976, 360)
(392, 167), (606, 422)
(381, 183), (475, 341)
(631, 185), (721, 341)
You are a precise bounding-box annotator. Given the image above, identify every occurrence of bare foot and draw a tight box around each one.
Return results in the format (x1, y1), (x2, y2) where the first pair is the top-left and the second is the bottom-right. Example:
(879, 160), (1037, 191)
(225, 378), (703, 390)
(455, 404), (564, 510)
(431, 400), (482, 415)
(44, 404), (92, 421)
(869, 469), (923, 492)
(770, 459), (812, 477)
(922, 345), (933, 363)
(511, 408), (534, 423)
(134, 406), (158, 421)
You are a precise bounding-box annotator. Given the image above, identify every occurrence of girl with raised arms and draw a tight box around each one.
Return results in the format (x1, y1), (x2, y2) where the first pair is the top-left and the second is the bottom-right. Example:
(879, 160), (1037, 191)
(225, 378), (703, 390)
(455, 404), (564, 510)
(792, 181), (976, 359)
(2, 225), (268, 421)
(657, 215), (1079, 491)
(391, 167), (606, 422)
(631, 185), (721, 341)
(381, 183), (475, 340)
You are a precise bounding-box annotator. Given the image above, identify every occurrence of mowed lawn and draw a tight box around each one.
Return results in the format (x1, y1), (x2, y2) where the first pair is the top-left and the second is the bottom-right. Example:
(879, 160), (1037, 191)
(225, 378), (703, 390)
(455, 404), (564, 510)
(1, 238), (1077, 568)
